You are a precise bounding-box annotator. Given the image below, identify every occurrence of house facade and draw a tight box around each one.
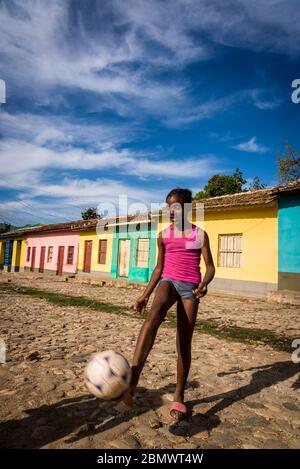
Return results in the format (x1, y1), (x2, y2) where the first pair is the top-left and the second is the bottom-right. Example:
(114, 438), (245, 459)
(77, 227), (113, 277)
(0, 236), (26, 272)
(1, 179), (299, 295)
(277, 180), (300, 291)
(24, 231), (80, 274)
(203, 202), (278, 295)
(110, 215), (157, 283)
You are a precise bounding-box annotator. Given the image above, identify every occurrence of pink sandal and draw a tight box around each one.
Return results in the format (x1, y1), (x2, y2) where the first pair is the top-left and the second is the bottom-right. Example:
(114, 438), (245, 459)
(170, 401), (188, 421)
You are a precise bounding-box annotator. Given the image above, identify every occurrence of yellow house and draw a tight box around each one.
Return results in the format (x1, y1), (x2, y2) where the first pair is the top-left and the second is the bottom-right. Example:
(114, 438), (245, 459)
(155, 187), (278, 295)
(0, 236), (27, 272)
(199, 188), (278, 295)
(77, 227), (113, 278)
(11, 237), (27, 272)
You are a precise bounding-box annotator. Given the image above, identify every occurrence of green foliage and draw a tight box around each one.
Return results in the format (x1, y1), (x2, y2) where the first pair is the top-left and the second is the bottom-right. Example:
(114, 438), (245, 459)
(276, 142), (300, 184)
(81, 207), (102, 220)
(0, 223), (11, 234)
(248, 176), (267, 191)
(194, 168), (247, 199)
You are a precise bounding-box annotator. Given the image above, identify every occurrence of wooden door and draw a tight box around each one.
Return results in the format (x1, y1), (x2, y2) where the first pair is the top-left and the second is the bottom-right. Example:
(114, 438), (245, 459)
(56, 246), (64, 275)
(30, 246), (36, 272)
(118, 239), (130, 277)
(83, 240), (92, 273)
(39, 246), (46, 273)
(15, 240), (22, 272)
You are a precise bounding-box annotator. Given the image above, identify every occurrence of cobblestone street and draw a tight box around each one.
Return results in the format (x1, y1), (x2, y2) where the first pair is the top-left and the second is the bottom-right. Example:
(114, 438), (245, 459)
(0, 273), (299, 449)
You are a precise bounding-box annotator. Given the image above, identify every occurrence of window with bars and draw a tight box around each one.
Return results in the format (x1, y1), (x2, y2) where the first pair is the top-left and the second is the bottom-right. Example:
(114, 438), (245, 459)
(136, 238), (149, 268)
(98, 239), (107, 264)
(26, 246), (31, 262)
(218, 234), (242, 268)
(47, 246), (53, 263)
(66, 246), (75, 265)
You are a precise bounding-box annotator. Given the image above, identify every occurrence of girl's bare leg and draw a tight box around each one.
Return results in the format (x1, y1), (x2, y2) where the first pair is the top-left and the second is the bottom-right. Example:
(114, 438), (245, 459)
(171, 298), (199, 419)
(121, 281), (178, 405)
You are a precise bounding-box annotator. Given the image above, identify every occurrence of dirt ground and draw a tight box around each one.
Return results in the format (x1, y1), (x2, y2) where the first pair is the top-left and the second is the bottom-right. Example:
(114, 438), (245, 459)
(0, 273), (299, 449)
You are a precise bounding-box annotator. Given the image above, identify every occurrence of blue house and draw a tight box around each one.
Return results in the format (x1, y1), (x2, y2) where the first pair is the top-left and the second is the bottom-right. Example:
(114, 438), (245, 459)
(278, 179), (300, 291)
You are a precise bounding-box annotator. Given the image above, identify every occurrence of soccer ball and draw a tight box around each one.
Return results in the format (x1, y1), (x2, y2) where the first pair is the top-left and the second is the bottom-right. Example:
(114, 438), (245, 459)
(84, 350), (131, 400)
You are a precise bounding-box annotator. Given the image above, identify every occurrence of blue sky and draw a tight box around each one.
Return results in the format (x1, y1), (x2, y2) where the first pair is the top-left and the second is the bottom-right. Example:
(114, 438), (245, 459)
(0, 0), (299, 225)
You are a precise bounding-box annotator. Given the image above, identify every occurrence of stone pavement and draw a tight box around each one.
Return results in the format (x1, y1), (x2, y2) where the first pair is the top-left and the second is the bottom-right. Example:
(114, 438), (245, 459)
(1, 272), (299, 338)
(0, 274), (299, 449)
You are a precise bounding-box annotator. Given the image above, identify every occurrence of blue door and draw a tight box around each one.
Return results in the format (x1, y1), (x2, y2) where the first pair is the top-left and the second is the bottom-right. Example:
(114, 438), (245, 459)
(4, 240), (13, 272)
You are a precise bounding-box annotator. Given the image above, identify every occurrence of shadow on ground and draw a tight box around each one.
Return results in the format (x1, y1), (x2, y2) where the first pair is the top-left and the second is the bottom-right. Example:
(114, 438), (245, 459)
(0, 360), (299, 447)
(173, 360), (300, 436)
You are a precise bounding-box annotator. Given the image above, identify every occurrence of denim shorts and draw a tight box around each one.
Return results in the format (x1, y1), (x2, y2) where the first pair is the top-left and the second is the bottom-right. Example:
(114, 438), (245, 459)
(160, 277), (200, 302)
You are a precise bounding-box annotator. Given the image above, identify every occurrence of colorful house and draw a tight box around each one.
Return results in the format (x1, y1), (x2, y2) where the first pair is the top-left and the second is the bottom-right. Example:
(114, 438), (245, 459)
(109, 214), (157, 283)
(0, 234), (26, 272)
(1, 179), (299, 295)
(0, 238), (14, 271)
(24, 232), (80, 274)
(77, 219), (113, 278)
(1, 220), (91, 275)
(198, 188), (279, 295)
(0, 218), (115, 277)
(277, 180), (300, 291)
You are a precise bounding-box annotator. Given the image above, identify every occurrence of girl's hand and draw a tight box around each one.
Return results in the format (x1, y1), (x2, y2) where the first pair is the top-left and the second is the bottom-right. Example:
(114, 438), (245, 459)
(193, 282), (208, 299)
(134, 295), (149, 315)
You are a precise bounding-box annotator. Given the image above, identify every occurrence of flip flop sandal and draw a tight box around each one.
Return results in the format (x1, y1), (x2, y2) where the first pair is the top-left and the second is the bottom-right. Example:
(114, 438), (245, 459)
(170, 402), (188, 422)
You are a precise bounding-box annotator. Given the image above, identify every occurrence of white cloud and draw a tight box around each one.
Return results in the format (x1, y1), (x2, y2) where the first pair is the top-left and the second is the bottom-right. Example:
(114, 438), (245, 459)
(232, 136), (269, 153)
(0, 0), (294, 118)
(0, 178), (166, 225)
(0, 136), (220, 179)
(248, 89), (283, 110)
(162, 94), (240, 127)
(0, 103), (224, 224)
(0, 0), (188, 115)
(1, 0), (293, 224)
(0, 111), (136, 148)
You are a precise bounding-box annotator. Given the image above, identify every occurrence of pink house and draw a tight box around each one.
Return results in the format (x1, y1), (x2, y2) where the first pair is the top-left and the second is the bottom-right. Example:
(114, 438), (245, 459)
(24, 231), (80, 275)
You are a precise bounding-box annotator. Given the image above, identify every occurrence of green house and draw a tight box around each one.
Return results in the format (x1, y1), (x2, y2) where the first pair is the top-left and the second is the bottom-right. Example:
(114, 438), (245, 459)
(110, 216), (157, 283)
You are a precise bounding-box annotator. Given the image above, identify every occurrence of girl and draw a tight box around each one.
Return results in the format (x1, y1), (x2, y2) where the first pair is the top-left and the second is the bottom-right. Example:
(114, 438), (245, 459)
(117, 188), (215, 421)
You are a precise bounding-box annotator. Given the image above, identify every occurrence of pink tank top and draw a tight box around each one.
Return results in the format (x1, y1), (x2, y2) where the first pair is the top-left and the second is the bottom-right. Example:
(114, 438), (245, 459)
(161, 224), (202, 283)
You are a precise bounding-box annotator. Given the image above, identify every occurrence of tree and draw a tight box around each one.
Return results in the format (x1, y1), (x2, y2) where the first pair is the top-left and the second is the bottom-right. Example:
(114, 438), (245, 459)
(194, 168), (247, 200)
(276, 142), (300, 185)
(0, 223), (11, 234)
(248, 176), (267, 191)
(81, 207), (102, 220)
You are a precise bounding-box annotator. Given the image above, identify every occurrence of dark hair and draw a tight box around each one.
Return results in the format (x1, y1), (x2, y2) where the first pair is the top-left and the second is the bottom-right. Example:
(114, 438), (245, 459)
(166, 188), (192, 204)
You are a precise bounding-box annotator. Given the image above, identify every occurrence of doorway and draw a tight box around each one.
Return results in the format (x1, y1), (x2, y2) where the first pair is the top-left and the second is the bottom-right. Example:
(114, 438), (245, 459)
(118, 239), (130, 277)
(30, 246), (36, 272)
(15, 240), (22, 272)
(56, 246), (65, 275)
(83, 240), (92, 273)
(39, 246), (46, 273)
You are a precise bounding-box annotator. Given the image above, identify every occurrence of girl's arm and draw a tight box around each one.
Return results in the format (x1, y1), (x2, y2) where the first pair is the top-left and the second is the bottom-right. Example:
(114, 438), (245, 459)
(193, 231), (215, 298)
(134, 234), (165, 314)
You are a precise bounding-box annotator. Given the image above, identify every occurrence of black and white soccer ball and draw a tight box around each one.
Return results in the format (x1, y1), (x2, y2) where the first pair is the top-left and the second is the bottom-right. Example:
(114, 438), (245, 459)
(84, 350), (131, 400)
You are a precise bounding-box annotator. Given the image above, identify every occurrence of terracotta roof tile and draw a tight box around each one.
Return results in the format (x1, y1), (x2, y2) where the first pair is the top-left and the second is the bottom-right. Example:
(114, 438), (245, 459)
(1, 179), (299, 237)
